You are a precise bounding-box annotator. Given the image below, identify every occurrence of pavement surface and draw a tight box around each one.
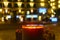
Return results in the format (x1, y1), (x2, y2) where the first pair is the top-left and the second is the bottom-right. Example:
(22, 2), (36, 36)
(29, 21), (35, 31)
(0, 29), (16, 40)
(0, 24), (59, 40)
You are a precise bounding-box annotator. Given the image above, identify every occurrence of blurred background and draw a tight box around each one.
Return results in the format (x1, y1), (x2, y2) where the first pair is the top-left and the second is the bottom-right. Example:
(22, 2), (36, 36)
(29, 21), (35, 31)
(0, 0), (60, 40)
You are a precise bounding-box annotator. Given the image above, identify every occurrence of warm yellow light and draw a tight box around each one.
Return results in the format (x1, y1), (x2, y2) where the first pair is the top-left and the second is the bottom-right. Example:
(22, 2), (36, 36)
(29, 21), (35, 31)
(50, 3), (53, 6)
(2, 17), (4, 22)
(50, 0), (55, 2)
(58, 5), (60, 8)
(0, 9), (2, 12)
(19, 9), (21, 13)
(40, 0), (44, 1)
(19, 16), (23, 22)
(27, 11), (30, 14)
(51, 14), (55, 17)
(5, 9), (8, 13)
(30, 0), (34, 2)
(53, 3), (55, 5)
(18, 0), (21, 1)
(38, 16), (41, 21)
(17, 2), (22, 7)
(21, 11), (25, 14)
(58, 1), (60, 3)
(52, 6), (56, 9)
(51, 9), (54, 13)
(40, 3), (45, 6)
(3, 2), (9, 7)
(29, 2), (34, 7)
(50, 3), (55, 6)
(30, 9), (33, 13)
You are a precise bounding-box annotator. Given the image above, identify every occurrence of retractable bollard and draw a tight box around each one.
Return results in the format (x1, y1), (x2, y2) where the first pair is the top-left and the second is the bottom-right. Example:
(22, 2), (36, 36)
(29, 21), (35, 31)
(22, 26), (44, 40)
(16, 29), (22, 40)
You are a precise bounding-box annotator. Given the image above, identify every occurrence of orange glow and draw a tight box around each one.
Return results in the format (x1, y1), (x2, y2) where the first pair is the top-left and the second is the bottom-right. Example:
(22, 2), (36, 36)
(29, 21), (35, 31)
(22, 25), (44, 29)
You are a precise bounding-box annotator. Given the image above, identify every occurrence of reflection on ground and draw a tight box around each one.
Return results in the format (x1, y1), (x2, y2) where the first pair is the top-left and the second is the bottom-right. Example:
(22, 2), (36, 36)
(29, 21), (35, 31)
(0, 30), (16, 40)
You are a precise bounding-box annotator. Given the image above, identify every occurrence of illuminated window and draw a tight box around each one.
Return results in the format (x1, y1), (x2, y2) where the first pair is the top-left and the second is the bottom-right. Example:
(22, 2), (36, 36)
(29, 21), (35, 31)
(38, 16), (42, 21)
(17, 2), (22, 7)
(58, 1), (60, 3)
(19, 9), (21, 13)
(3, 2), (9, 7)
(50, 3), (55, 6)
(5, 9), (8, 13)
(40, 3), (45, 7)
(0, 9), (2, 12)
(21, 11), (25, 14)
(27, 11), (30, 14)
(50, 0), (55, 2)
(40, 0), (44, 1)
(51, 14), (55, 17)
(30, 9), (34, 13)
(58, 5), (60, 8)
(18, 0), (21, 1)
(30, 0), (34, 2)
(52, 6), (56, 9)
(29, 2), (34, 7)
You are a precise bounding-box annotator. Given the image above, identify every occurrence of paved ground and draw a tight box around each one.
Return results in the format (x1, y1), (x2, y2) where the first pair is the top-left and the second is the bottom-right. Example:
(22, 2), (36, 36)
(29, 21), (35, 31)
(0, 29), (16, 40)
(0, 24), (59, 40)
